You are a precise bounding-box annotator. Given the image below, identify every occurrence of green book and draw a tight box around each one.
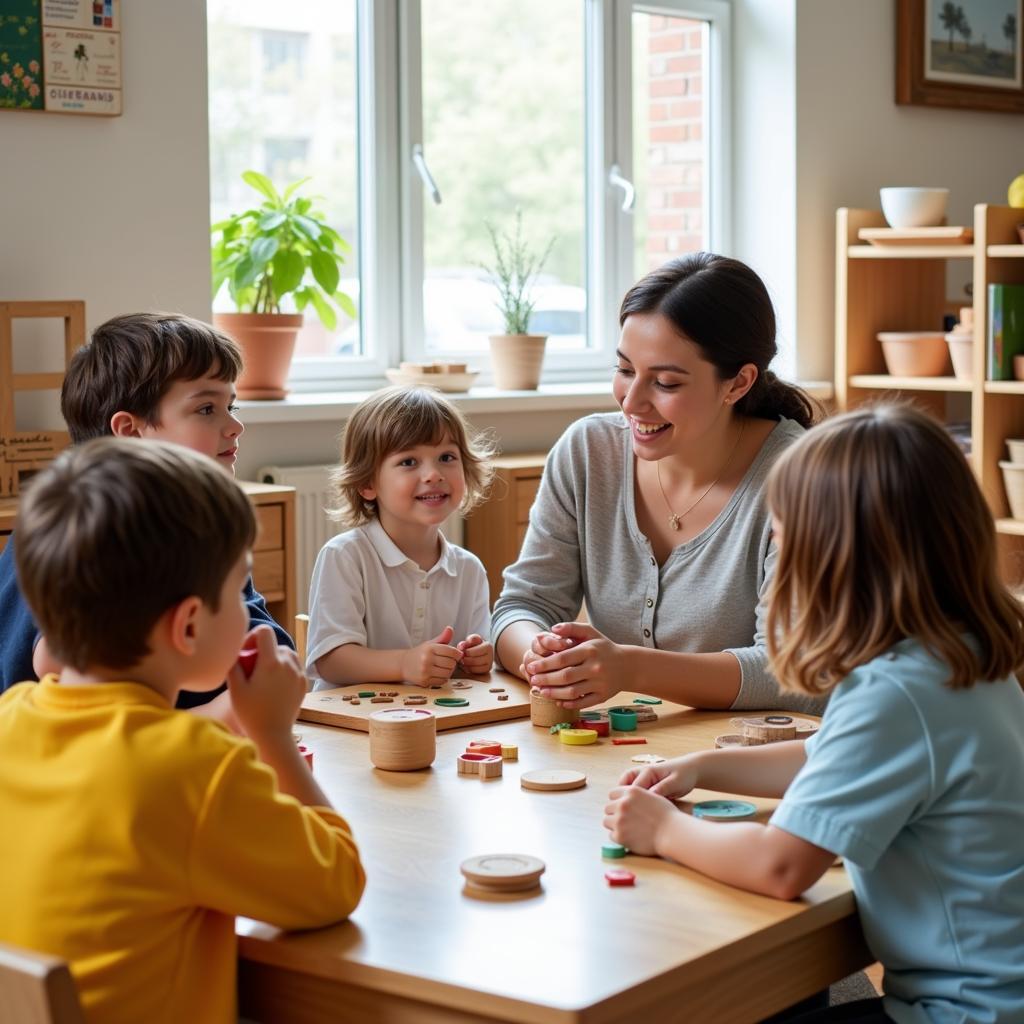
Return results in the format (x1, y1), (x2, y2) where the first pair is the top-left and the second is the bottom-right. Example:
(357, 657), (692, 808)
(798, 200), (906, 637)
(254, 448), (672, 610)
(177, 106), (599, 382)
(988, 284), (1024, 381)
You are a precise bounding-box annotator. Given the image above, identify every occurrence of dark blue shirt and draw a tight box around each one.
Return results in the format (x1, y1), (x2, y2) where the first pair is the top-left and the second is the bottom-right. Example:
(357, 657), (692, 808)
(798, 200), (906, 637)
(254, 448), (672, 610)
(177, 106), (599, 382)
(0, 532), (294, 706)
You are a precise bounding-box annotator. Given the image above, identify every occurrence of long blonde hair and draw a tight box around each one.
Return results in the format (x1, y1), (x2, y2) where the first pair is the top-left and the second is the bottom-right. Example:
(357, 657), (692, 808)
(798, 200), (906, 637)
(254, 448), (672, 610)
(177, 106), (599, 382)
(328, 385), (496, 527)
(766, 404), (1024, 695)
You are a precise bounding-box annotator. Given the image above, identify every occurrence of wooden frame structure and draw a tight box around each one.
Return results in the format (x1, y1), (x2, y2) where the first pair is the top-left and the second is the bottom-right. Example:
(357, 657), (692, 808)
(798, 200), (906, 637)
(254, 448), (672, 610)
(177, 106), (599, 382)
(0, 301), (85, 498)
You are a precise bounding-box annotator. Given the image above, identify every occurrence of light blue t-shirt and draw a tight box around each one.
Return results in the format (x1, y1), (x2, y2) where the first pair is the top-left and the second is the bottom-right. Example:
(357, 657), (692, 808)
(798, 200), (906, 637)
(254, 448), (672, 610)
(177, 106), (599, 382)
(771, 638), (1024, 1024)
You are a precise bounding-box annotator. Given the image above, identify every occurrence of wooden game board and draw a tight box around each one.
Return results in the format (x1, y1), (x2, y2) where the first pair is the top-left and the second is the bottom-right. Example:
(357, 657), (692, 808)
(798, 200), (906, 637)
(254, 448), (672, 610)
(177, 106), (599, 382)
(299, 671), (532, 733)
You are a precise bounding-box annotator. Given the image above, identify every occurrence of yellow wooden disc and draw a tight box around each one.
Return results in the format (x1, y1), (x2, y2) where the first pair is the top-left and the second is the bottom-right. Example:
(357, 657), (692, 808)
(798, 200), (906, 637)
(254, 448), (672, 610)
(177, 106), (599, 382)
(559, 728), (598, 745)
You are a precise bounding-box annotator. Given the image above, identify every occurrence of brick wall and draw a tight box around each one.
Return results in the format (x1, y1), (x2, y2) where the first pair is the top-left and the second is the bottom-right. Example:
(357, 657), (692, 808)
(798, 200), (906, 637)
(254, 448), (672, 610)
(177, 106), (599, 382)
(643, 16), (704, 270)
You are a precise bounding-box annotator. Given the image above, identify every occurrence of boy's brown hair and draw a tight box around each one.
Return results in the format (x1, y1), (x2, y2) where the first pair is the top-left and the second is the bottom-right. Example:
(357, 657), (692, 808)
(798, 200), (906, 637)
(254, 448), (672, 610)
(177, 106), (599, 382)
(60, 313), (242, 444)
(328, 385), (496, 527)
(765, 404), (1024, 695)
(15, 438), (256, 671)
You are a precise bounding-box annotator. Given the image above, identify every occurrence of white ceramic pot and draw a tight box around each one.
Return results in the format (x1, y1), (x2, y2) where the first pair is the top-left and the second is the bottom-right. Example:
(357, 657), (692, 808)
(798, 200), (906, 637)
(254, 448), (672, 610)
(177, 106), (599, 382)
(879, 187), (949, 228)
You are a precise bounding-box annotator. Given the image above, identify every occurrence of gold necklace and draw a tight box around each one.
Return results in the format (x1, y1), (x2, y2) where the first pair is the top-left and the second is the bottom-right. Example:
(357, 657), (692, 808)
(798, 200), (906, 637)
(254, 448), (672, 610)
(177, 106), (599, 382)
(656, 418), (745, 531)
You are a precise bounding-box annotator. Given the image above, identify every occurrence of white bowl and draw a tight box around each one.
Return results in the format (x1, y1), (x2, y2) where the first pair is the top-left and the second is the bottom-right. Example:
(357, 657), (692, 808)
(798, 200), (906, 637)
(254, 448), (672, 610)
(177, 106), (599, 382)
(879, 187), (949, 229)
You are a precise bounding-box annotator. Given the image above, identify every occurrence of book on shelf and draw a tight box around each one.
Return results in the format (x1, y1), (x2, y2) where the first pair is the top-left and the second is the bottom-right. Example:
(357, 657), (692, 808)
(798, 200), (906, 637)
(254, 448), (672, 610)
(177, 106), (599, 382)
(988, 284), (1024, 380)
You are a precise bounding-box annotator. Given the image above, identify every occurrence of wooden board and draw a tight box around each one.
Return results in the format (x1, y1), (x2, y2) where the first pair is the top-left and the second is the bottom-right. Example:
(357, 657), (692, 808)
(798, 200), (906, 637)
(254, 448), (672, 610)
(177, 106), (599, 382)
(858, 225), (972, 246)
(299, 671), (531, 732)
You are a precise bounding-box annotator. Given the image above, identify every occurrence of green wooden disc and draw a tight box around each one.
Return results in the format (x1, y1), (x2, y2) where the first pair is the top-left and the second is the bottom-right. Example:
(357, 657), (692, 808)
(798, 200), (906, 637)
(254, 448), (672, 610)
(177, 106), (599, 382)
(433, 697), (470, 707)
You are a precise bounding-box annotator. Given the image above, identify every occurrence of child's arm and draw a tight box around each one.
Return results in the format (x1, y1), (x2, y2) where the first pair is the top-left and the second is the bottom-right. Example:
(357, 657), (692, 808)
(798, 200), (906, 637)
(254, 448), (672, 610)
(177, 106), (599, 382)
(315, 626), (462, 687)
(603, 786), (836, 900)
(620, 741), (809, 799)
(227, 626), (332, 807)
(605, 741), (834, 900)
(455, 557), (494, 676)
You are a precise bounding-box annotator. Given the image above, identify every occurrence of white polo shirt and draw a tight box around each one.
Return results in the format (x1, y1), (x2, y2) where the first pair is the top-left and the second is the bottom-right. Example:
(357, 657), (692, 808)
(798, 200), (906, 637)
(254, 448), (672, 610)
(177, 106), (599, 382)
(305, 518), (491, 681)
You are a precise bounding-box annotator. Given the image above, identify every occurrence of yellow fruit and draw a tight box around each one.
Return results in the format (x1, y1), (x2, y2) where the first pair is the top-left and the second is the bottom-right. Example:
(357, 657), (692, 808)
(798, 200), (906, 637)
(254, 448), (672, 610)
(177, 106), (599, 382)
(1009, 173), (1024, 209)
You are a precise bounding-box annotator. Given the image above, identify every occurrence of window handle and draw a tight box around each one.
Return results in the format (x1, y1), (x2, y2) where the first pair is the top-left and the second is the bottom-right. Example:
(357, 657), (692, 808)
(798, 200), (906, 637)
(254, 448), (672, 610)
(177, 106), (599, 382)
(412, 144), (442, 205)
(609, 164), (635, 213)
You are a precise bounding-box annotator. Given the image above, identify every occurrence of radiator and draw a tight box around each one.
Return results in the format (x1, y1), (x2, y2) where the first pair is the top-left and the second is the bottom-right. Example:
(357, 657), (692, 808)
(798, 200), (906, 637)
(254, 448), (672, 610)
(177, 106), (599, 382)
(255, 463), (464, 614)
(256, 463), (344, 614)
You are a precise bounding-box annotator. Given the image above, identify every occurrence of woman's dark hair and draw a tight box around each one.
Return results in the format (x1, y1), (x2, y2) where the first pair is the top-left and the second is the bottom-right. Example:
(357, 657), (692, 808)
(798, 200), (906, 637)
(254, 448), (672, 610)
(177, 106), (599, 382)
(618, 252), (820, 428)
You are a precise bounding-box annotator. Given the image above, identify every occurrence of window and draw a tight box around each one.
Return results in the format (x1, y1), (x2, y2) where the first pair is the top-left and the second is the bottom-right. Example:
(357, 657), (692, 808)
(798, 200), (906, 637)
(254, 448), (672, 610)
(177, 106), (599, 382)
(206, 0), (730, 389)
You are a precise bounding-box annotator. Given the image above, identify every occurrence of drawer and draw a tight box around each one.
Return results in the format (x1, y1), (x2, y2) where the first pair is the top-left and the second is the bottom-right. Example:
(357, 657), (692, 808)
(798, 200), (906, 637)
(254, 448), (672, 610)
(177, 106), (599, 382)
(252, 549), (286, 600)
(253, 504), (283, 552)
(515, 476), (542, 523)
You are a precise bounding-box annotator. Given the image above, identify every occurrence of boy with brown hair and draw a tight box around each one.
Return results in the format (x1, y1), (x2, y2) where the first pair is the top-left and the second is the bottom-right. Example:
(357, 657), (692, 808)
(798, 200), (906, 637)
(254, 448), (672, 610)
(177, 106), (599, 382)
(0, 312), (293, 707)
(0, 438), (365, 1023)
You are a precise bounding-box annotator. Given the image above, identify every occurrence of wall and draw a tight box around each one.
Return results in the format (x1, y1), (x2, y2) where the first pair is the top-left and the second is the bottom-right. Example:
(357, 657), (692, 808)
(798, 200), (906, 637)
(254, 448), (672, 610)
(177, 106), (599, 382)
(793, 0), (1023, 379)
(0, 1), (212, 429)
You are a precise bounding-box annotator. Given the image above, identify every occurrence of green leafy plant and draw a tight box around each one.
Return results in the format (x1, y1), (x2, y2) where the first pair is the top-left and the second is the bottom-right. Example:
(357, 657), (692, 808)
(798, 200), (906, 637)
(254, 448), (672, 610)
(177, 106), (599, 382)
(482, 209), (555, 335)
(210, 171), (356, 330)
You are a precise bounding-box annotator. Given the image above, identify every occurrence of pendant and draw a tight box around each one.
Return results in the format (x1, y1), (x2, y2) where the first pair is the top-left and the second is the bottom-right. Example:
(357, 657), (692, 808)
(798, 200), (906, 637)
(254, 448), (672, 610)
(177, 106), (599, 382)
(668, 514), (681, 531)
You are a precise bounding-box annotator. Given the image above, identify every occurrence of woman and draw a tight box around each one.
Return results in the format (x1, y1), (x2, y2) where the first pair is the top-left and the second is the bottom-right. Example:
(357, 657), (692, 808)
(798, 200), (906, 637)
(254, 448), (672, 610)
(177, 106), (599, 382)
(493, 252), (823, 713)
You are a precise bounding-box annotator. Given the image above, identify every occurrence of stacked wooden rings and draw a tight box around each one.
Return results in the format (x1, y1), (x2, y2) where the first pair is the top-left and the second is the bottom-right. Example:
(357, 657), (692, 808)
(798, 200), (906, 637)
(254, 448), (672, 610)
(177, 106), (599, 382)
(368, 708), (436, 771)
(530, 690), (570, 728)
(730, 715), (797, 743)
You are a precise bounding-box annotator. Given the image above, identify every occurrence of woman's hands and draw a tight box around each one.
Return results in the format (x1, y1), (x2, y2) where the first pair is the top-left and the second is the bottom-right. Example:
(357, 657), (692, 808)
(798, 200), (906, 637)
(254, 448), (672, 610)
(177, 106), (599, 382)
(520, 622), (633, 709)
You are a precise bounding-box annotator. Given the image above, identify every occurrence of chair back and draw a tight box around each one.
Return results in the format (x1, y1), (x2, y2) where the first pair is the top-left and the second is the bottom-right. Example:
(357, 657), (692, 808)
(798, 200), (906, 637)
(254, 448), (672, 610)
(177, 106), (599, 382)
(0, 943), (85, 1024)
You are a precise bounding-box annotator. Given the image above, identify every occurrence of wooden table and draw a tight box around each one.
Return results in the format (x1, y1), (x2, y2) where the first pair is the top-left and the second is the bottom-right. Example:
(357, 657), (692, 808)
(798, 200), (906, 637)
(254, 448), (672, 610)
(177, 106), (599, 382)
(238, 686), (871, 1024)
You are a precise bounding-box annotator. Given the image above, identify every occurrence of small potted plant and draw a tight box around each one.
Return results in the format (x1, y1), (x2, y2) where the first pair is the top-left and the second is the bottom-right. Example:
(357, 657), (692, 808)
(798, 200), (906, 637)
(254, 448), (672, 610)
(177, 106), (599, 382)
(483, 210), (555, 390)
(211, 171), (356, 399)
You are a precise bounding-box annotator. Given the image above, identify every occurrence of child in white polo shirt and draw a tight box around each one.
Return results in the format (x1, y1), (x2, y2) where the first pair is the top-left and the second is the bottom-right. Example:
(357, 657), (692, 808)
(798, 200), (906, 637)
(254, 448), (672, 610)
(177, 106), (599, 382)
(307, 385), (496, 687)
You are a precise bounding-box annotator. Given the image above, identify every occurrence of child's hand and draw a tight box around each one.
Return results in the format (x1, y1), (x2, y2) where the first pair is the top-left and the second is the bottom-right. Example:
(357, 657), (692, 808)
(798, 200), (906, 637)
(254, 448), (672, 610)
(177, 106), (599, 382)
(226, 625), (307, 742)
(457, 635), (492, 676)
(617, 755), (700, 799)
(603, 785), (679, 857)
(401, 625), (462, 686)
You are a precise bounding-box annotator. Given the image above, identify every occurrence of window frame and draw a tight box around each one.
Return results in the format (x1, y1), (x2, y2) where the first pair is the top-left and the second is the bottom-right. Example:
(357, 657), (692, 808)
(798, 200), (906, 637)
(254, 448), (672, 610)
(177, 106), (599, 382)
(278, 0), (732, 390)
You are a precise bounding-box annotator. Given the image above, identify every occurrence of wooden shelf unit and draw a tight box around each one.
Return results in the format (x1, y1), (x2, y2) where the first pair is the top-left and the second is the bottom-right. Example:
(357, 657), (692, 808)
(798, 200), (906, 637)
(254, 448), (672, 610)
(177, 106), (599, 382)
(836, 204), (1024, 583)
(464, 453), (546, 604)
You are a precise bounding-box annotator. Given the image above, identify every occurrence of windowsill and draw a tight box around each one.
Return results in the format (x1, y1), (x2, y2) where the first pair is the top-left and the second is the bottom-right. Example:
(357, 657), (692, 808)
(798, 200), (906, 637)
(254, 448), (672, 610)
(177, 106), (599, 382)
(237, 380), (834, 424)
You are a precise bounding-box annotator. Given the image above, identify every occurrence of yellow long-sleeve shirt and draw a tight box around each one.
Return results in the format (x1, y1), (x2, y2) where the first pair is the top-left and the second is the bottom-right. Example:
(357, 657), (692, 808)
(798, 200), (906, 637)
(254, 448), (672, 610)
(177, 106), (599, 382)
(0, 677), (365, 1024)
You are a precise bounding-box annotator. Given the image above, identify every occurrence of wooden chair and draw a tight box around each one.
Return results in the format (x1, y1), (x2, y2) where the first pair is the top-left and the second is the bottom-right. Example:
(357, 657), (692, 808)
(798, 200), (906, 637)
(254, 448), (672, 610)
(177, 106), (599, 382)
(0, 942), (84, 1024)
(295, 613), (309, 668)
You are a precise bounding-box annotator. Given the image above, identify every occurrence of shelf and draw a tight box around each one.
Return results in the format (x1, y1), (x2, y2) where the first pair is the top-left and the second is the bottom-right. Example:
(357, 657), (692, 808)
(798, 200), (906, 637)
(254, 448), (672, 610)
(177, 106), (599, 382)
(847, 245), (975, 260)
(987, 245), (1024, 258)
(848, 374), (973, 393)
(984, 381), (1024, 394)
(995, 518), (1024, 536)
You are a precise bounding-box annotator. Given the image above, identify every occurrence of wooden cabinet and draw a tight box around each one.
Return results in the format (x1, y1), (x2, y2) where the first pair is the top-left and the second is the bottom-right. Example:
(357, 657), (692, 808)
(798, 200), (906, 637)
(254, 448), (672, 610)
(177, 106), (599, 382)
(0, 483), (296, 631)
(836, 203), (1024, 583)
(241, 481), (297, 629)
(464, 453), (546, 604)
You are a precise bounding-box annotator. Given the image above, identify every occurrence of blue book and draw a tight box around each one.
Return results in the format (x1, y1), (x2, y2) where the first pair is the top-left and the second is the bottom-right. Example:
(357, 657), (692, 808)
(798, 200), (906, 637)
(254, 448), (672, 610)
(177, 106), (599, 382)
(988, 284), (1024, 381)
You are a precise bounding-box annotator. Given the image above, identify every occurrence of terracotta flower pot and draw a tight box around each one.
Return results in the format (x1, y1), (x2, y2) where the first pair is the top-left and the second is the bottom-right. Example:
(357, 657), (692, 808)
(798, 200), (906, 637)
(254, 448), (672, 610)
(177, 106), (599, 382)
(213, 312), (304, 400)
(488, 334), (547, 390)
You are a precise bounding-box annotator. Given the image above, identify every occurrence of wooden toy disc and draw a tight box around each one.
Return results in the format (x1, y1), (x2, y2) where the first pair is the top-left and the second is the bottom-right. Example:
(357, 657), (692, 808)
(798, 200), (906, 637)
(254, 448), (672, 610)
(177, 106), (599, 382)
(520, 769), (587, 792)
(460, 854), (546, 891)
(630, 753), (666, 764)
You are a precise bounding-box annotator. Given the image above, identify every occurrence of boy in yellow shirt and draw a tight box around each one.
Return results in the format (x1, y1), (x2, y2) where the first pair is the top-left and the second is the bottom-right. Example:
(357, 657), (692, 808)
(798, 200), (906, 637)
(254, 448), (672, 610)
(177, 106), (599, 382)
(0, 438), (365, 1024)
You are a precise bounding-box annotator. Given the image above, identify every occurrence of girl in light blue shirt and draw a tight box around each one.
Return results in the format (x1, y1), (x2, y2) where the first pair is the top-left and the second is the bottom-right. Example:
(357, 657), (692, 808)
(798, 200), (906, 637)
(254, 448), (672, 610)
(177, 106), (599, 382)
(604, 405), (1024, 1023)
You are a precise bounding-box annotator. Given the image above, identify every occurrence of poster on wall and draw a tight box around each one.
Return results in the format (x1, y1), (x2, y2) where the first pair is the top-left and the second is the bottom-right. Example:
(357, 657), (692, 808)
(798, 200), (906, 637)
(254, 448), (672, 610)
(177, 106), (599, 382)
(0, 0), (121, 115)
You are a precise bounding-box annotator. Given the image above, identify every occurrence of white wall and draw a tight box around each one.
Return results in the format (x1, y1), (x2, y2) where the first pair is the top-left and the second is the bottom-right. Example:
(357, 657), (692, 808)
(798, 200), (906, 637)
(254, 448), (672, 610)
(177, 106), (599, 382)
(1, 1), (212, 429)
(793, 0), (1023, 379)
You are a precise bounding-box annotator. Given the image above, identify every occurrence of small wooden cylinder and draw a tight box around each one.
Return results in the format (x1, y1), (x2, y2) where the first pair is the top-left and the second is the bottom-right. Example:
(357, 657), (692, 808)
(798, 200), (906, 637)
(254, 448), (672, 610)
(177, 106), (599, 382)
(369, 708), (436, 771)
(730, 716), (798, 744)
(530, 691), (570, 728)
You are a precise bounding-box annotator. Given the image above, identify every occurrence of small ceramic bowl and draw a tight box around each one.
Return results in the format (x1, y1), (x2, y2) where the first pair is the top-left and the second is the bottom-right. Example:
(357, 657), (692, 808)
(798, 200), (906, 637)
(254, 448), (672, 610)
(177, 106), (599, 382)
(877, 331), (951, 377)
(1005, 439), (1024, 465)
(879, 187), (949, 228)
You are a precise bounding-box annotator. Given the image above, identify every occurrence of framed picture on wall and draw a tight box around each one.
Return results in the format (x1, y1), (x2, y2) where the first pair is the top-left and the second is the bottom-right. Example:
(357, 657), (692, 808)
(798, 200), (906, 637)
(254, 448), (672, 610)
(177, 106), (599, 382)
(897, 0), (1024, 113)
